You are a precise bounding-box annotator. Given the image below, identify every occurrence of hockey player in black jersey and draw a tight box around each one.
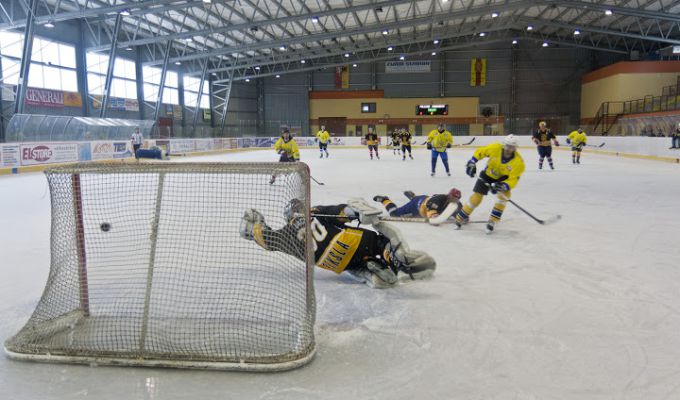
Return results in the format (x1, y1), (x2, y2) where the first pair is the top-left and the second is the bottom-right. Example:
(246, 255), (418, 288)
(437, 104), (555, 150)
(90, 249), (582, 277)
(239, 199), (436, 288)
(373, 188), (462, 225)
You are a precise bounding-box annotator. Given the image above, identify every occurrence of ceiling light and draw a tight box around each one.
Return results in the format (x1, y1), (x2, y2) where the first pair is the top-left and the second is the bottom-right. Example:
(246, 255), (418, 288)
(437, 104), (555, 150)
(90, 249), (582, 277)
(185, 37), (193, 42)
(526, 25), (533, 31)
(44, 21), (55, 28)
(542, 41), (549, 47)
(491, 12), (499, 18)
(312, 16), (319, 23)
(255, 66), (260, 70)
(382, 30), (388, 35)
(352, 63), (358, 67)
(276, 74), (281, 78)
(174, 61), (181, 65)
(605, 9), (613, 15)
(479, 32), (486, 37)
(387, 46), (393, 51)
(512, 39), (518, 45)
(202, 0), (211, 3)
(279, 46), (286, 51)
(345, 53), (350, 57)
(125, 46), (133, 51)
(300, 59), (306, 64)
(433, 39), (440, 44)
(399, 55), (405, 60)
(245, 78), (250, 82)
(574, 29), (581, 35)
(431, 52), (437, 56)
(120, 9), (131, 16)
(211, 72), (217, 76)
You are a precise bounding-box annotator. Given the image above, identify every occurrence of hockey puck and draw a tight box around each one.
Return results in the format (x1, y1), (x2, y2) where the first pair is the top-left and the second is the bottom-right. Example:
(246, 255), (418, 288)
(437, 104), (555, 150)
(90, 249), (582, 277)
(100, 222), (111, 232)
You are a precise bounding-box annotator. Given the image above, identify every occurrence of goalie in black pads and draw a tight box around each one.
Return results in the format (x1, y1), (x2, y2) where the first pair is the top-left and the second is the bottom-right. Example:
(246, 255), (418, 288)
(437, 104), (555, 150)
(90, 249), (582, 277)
(239, 199), (436, 288)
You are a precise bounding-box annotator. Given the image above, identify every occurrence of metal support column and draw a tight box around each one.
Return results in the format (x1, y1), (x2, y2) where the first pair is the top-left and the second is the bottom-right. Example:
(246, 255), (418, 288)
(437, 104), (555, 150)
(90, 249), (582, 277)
(439, 53), (446, 97)
(153, 41), (173, 121)
(256, 78), (265, 135)
(509, 46), (518, 134)
(135, 47), (145, 120)
(219, 78), (234, 136)
(0, 55), (5, 142)
(13, 0), (38, 114)
(76, 20), (90, 117)
(307, 71), (314, 92)
(371, 62), (377, 91)
(99, 14), (123, 118)
(208, 78), (216, 129)
(178, 71), (185, 132)
(192, 61), (209, 131)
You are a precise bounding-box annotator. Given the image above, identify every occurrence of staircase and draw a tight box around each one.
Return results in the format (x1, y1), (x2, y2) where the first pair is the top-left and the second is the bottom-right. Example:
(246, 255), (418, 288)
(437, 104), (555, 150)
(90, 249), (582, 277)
(592, 102), (624, 135)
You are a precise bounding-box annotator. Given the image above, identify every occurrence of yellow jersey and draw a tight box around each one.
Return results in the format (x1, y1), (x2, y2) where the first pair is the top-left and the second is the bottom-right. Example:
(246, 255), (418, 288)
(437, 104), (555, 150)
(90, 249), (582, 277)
(426, 130), (453, 152)
(473, 143), (525, 189)
(274, 137), (300, 160)
(316, 130), (330, 144)
(567, 131), (587, 146)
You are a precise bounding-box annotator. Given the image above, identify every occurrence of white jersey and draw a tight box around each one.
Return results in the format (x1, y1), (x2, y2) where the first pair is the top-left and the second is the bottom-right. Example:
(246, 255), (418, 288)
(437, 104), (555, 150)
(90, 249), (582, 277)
(131, 132), (143, 145)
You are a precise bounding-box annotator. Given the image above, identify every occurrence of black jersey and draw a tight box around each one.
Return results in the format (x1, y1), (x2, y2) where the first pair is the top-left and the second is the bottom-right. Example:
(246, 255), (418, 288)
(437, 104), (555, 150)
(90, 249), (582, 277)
(365, 133), (378, 145)
(533, 129), (555, 147)
(424, 195), (451, 216)
(256, 204), (388, 274)
(390, 132), (400, 144)
(400, 131), (412, 145)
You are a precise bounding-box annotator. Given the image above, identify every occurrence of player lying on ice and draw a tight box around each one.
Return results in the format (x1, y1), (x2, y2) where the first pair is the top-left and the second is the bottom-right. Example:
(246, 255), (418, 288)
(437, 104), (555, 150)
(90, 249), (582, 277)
(455, 134), (526, 233)
(239, 198), (436, 289)
(372, 188), (462, 226)
(135, 146), (169, 160)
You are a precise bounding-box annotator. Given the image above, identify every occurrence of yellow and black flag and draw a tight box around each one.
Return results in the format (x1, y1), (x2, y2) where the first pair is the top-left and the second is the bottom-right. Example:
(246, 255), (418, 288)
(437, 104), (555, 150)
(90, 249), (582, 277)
(470, 58), (487, 86)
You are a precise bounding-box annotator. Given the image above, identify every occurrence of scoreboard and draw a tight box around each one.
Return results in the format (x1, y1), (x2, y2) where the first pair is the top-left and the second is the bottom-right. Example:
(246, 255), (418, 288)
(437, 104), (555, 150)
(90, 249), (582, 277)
(416, 104), (448, 116)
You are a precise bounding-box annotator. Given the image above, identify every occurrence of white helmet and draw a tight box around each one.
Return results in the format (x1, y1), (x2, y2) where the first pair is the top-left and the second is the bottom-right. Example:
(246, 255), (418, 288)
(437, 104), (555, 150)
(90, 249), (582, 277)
(503, 134), (519, 147)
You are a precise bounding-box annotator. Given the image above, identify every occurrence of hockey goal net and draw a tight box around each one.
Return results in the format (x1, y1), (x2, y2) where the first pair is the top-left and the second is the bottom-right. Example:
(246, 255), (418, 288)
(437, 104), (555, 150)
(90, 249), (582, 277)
(4, 162), (316, 371)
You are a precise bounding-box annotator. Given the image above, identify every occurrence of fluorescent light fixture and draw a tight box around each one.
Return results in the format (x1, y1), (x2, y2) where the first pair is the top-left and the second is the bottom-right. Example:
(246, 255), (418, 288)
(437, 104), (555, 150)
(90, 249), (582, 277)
(399, 55), (405, 60)
(605, 9), (613, 15)
(387, 46), (393, 51)
(174, 61), (181, 65)
(211, 72), (217, 76)
(120, 9), (131, 16)
(382, 30), (388, 35)
(276, 74), (281, 78)
(526, 25), (533, 31)
(512, 39), (518, 45)
(542, 41), (549, 47)
(574, 29), (580, 35)
(300, 59), (306, 64)
(245, 78), (250, 82)
(479, 32), (486, 37)
(491, 12), (499, 18)
(255, 66), (260, 70)
(433, 39), (440, 44)
(344, 53), (350, 57)
(431, 52), (437, 56)
(279, 45), (286, 50)
(44, 21), (55, 28)
(352, 63), (358, 67)
(125, 46), (133, 51)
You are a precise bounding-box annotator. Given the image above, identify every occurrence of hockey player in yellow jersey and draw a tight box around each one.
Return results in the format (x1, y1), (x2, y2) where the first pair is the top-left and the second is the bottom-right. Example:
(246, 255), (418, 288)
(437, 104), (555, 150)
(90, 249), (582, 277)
(316, 125), (331, 158)
(270, 129), (300, 184)
(426, 123), (453, 176)
(455, 134), (526, 233)
(566, 128), (587, 164)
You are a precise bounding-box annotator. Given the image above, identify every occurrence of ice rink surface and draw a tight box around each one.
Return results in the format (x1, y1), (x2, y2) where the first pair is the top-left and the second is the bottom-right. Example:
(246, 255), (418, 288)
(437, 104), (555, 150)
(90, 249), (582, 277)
(1, 145), (680, 400)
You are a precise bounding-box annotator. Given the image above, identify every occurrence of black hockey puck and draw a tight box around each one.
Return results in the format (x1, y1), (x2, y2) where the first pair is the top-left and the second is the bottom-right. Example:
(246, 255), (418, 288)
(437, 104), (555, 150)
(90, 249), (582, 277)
(100, 222), (111, 232)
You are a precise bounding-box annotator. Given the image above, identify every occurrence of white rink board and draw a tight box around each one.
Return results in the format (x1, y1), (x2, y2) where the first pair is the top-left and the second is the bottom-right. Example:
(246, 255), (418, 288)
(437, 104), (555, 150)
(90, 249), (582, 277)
(1, 146), (680, 399)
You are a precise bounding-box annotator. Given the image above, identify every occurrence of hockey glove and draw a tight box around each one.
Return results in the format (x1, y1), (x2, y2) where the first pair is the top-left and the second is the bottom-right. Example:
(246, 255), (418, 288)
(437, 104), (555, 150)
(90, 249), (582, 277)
(426, 143), (432, 150)
(489, 182), (510, 194)
(566, 138), (571, 144)
(465, 159), (477, 178)
(446, 143), (451, 148)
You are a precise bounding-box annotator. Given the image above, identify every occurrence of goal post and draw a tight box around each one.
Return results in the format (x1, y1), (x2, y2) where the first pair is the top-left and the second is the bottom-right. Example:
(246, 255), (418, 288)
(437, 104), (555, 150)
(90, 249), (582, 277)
(4, 162), (316, 371)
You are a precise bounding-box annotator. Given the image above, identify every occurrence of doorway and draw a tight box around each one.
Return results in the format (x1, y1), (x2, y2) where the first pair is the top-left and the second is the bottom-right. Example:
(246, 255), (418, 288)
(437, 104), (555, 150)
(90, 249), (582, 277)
(319, 117), (347, 136)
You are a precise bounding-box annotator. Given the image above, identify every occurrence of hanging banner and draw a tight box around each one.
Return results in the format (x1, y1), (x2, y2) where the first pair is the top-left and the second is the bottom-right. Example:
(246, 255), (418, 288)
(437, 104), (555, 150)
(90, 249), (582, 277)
(470, 58), (487, 86)
(172, 105), (183, 120)
(92, 96), (139, 111)
(64, 92), (83, 107)
(385, 60), (431, 73)
(203, 109), (212, 121)
(334, 66), (349, 89)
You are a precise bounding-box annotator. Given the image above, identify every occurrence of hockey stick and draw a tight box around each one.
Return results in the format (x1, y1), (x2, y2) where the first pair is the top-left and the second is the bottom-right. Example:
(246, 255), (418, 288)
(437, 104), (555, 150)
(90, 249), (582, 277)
(586, 143), (605, 148)
(499, 195), (561, 225)
(309, 214), (487, 224)
(310, 176), (325, 186)
(456, 137), (476, 146)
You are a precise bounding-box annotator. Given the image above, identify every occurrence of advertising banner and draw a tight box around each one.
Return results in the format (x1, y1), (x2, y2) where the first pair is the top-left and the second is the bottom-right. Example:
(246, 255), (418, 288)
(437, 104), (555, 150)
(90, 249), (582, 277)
(194, 139), (214, 152)
(470, 58), (487, 86)
(20, 143), (79, 166)
(385, 60), (431, 73)
(1, 145), (21, 168)
(91, 141), (132, 160)
(170, 139), (194, 153)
